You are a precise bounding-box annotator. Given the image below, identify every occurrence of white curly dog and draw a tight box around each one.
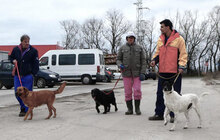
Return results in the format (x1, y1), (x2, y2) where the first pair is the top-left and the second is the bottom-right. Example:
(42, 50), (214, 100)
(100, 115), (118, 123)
(162, 80), (208, 131)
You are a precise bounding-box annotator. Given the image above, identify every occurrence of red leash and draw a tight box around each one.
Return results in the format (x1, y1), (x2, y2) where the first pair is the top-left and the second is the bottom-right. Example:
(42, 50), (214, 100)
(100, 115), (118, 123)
(15, 61), (23, 87)
(103, 69), (124, 95)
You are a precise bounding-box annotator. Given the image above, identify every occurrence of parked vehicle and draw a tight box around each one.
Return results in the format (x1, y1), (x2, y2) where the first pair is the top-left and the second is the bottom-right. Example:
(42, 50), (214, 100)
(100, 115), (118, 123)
(0, 60), (61, 89)
(103, 67), (113, 82)
(0, 51), (9, 62)
(39, 49), (105, 85)
(145, 68), (156, 80)
(113, 72), (123, 80)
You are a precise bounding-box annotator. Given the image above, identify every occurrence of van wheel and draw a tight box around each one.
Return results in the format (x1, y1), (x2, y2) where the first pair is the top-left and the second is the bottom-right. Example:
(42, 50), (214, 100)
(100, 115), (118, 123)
(82, 75), (91, 85)
(36, 78), (46, 88)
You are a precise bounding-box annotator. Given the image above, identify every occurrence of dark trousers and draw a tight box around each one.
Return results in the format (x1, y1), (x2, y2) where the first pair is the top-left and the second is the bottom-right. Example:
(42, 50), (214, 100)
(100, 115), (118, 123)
(154, 73), (182, 117)
(14, 74), (33, 112)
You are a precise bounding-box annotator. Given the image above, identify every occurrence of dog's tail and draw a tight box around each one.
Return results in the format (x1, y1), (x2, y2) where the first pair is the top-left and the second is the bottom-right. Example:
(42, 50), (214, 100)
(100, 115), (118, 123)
(54, 82), (66, 94)
(199, 92), (209, 101)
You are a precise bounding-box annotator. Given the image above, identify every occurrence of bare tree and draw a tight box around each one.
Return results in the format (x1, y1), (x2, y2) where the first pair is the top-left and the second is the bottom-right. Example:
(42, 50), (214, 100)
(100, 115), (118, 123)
(104, 9), (131, 54)
(178, 11), (207, 74)
(60, 20), (81, 49)
(142, 18), (157, 66)
(197, 18), (215, 76)
(209, 6), (220, 72)
(81, 18), (105, 49)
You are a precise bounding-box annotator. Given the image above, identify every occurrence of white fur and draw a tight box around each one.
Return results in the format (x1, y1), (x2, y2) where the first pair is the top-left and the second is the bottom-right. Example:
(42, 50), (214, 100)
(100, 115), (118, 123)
(163, 90), (208, 131)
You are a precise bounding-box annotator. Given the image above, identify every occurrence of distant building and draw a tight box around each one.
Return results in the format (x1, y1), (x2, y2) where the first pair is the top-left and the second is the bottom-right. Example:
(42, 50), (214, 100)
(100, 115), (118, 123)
(0, 44), (63, 58)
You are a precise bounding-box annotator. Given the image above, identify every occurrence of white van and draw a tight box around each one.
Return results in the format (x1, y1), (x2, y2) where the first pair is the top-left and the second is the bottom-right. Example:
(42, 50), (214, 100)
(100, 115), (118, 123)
(39, 49), (105, 84)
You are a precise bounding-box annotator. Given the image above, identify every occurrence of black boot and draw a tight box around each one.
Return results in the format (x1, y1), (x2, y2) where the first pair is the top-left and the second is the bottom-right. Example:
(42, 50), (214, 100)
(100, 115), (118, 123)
(19, 108), (26, 117)
(148, 115), (164, 120)
(135, 100), (141, 115)
(125, 100), (133, 115)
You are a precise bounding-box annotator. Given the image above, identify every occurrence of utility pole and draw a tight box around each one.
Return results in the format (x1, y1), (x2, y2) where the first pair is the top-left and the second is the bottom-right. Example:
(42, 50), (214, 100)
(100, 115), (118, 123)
(134, 0), (149, 46)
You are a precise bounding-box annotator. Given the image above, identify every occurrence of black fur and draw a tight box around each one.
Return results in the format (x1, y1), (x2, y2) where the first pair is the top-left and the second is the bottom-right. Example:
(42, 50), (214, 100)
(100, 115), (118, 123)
(187, 103), (192, 110)
(91, 88), (118, 114)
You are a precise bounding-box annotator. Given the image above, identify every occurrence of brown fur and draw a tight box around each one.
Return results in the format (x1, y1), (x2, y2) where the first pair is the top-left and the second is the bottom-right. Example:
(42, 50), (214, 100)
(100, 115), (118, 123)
(16, 82), (66, 121)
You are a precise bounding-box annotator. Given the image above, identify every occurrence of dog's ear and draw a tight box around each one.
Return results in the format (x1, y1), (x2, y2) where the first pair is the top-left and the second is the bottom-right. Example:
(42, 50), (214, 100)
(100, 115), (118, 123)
(23, 87), (29, 97)
(169, 80), (174, 85)
(161, 80), (167, 88)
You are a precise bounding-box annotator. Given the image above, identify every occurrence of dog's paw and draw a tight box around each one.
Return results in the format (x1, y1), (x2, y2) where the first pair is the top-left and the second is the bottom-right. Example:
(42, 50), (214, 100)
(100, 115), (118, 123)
(103, 112), (107, 114)
(169, 128), (175, 131)
(164, 121), (168, 126)
(197, 126), (202, 129)
(183, 126), (188, 129)
(115, 108), (118, 112)
(163, 120), (168, 125)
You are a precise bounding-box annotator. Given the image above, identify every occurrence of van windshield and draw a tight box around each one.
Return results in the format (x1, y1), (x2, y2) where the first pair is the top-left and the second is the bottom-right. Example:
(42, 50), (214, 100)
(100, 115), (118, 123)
(39, 57), (48, 66)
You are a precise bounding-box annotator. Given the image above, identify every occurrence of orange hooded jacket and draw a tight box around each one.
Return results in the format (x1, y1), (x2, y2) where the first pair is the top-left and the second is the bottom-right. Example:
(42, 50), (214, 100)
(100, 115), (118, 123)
(152, 30), (187, 73)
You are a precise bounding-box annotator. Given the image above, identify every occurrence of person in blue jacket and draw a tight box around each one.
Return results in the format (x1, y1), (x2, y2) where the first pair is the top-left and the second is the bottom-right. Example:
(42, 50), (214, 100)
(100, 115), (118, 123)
(10, 34), (39, 117)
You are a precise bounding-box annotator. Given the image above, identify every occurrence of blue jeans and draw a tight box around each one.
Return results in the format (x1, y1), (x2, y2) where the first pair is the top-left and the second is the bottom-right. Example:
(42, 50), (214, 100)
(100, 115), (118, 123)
(14, 74), (33, 112)
(154, 73), (182, 117)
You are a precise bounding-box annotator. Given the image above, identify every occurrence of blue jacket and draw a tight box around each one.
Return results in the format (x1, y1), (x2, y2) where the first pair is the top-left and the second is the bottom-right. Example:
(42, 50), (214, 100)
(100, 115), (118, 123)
(10, 45), (39, 76)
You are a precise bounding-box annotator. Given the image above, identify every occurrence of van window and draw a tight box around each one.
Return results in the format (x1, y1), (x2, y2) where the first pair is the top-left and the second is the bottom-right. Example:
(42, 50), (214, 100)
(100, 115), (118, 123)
(78, 54), (94, 65)
(39, 57), (48, 66)
(52, 55), (56, 65)
(99, 54), (104, 65)
(59, 54), (76, 65)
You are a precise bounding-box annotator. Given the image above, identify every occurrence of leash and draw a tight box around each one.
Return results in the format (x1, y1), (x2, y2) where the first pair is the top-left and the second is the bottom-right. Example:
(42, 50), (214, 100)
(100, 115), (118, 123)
(153, 66), (180, 85)
(15, 61), (23, 87)
(173, 72), (180, 85)
(156, 72), (178, 80)
(103, 69), (124, 95)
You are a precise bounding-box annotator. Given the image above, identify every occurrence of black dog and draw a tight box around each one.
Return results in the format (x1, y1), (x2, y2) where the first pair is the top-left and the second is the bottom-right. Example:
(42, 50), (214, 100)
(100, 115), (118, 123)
(91, 88), (118, 114)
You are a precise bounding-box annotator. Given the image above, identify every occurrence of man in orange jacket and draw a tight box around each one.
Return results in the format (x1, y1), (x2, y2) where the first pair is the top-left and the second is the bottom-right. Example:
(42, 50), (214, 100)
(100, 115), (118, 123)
(148, 19), (187, 122)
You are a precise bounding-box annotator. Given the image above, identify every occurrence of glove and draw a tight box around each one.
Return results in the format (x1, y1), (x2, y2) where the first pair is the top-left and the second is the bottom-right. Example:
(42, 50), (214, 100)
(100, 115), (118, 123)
(139, 74), (145, 81)
(120, 64), (125, 70)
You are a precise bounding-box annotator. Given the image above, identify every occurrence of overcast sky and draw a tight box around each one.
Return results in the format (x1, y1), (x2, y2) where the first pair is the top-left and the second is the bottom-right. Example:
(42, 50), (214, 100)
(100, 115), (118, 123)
(0, 0), (219, 46)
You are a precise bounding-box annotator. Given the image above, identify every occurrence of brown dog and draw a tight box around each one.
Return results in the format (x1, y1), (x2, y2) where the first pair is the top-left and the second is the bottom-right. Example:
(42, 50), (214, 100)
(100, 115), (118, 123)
(16, 82), (66, 121)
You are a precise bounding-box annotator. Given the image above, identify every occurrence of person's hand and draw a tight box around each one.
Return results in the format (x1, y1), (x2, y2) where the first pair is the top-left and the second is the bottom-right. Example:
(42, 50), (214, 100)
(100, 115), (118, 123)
(120, 64), (125, 70)
(13, 60), (18, 67)
(150, 61), (155, 67)
(178, 68), (183, 74)
(139, 74), (145, 81)
(13, 60), (17, 65)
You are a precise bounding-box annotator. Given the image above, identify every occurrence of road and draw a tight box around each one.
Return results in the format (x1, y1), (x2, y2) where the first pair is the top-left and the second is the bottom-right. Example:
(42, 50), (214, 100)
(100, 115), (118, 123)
(0, 78), (220, 140)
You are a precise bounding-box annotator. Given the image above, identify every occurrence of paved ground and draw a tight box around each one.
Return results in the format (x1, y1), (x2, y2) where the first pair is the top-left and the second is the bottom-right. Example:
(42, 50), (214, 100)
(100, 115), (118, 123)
(0, 78), (220, 140)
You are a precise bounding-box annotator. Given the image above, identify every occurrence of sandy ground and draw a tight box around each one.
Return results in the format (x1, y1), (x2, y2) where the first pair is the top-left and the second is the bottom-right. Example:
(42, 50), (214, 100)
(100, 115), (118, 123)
(0, 78), (220, 140)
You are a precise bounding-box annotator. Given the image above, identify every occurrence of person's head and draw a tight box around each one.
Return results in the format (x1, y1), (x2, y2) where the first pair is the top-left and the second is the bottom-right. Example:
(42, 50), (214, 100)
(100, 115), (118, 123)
(20, 34), (30, 49)
(126, 31), (136, 45)
(160, 19), (173, 35)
